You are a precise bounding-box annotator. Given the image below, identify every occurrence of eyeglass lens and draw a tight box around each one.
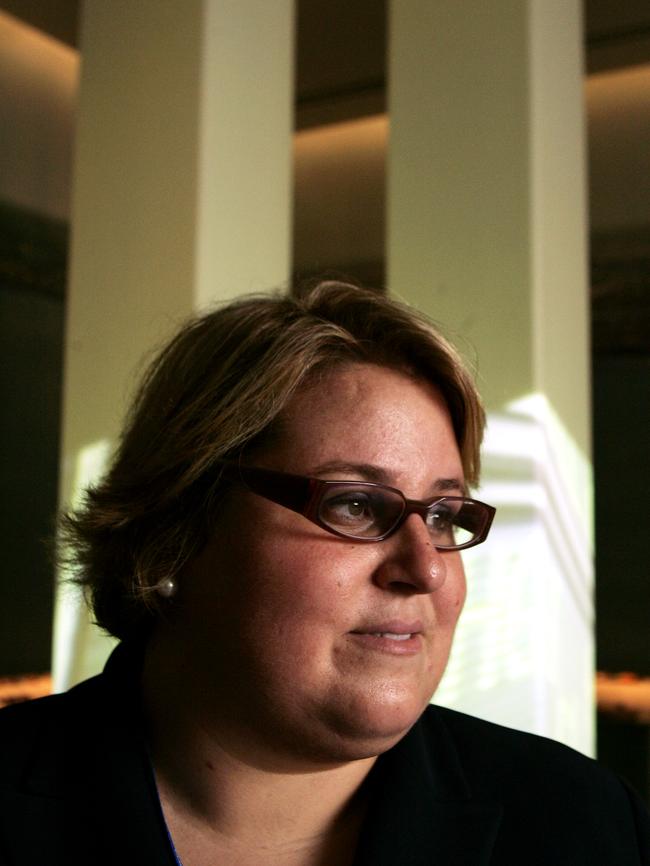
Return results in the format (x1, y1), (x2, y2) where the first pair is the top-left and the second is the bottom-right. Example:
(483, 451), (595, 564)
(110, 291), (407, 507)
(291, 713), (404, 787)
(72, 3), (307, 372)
(317, 483), (482, 546)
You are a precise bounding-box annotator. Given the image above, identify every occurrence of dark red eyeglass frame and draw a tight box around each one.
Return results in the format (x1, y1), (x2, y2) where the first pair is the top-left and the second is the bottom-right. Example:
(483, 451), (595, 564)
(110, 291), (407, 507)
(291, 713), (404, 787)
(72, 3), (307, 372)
(216, 461), (495, 550)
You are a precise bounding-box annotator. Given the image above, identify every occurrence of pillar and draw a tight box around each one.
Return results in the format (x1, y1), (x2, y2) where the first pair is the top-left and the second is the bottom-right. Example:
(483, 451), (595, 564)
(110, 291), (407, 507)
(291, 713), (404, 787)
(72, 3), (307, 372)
(388, 0), (592, 753)
(54, 0), (294, 688)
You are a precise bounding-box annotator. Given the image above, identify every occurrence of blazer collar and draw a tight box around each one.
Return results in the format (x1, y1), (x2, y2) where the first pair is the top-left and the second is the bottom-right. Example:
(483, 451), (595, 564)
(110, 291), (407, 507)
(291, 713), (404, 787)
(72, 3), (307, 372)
(354, 708), (503, 866)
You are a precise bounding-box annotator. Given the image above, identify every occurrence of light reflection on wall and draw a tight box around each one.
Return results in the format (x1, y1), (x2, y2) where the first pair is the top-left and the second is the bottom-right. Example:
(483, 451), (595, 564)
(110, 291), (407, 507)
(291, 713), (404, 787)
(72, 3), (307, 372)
(434, 393), (594, 756)
(52, 438), (115, 692)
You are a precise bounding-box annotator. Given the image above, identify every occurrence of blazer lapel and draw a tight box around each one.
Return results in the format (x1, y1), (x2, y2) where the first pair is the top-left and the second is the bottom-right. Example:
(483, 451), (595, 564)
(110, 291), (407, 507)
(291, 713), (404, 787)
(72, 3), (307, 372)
(66, 648), (178, 865)
(355, 709), (503, 866)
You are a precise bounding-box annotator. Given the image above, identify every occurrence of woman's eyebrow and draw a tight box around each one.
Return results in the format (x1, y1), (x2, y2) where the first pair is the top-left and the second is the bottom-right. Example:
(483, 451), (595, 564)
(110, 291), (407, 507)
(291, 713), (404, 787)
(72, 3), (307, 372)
(310, 462), (467, 495)
(310, 461), (391, 483)
(432, 477), (466, 495)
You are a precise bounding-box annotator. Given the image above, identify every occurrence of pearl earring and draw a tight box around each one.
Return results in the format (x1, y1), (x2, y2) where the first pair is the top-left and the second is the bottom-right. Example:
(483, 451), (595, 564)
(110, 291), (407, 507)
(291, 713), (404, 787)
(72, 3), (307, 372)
(157, 577), (177, 598)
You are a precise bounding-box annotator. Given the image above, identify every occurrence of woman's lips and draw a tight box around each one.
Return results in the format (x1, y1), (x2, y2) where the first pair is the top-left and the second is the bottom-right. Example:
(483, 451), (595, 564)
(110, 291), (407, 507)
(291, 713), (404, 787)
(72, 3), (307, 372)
(349, 621), (424, 655)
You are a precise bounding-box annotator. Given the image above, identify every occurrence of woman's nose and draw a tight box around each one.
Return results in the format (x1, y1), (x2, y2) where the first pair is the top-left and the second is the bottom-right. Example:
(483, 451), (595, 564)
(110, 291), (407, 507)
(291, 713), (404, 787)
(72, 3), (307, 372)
(372, 513), (447, 594)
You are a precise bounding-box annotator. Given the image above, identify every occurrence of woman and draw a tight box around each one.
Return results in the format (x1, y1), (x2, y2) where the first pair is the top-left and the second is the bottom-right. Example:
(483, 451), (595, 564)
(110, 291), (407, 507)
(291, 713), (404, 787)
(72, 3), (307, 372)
(0, 282), (648, 865)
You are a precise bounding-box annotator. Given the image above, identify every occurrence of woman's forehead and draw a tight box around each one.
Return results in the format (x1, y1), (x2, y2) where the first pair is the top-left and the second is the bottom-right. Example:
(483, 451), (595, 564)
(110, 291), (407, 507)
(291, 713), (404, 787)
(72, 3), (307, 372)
(289, 361), (441, 409)
(256, 363), (463, 487)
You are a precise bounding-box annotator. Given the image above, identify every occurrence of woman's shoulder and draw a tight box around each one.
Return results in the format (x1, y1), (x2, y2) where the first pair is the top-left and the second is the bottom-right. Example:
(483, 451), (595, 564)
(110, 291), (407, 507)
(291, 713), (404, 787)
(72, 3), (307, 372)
(358, 705), (650, 864)
(425, 702), (593, 761)
(422, 704), (649, 826)
(0, 692), (65, 757)
(425, 703), (613, 780)
(0, 672), (104, 724)
(0, 674), (105, 786)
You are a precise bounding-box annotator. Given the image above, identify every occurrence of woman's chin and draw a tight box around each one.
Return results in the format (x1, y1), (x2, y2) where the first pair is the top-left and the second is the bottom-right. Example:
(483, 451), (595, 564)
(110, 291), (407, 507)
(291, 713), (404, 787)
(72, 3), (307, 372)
(311, 686), (432, 761)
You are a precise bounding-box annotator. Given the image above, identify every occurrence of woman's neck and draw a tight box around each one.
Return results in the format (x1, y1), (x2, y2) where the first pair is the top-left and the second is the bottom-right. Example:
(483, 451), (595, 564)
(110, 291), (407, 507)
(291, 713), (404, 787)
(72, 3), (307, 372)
(143, 641), (375, 866)
(155, 759), (371, 866)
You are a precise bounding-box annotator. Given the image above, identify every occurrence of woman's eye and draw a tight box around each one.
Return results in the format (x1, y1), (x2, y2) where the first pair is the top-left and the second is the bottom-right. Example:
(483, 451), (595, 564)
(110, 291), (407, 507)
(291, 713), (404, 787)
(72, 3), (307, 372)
(426, 507), (456, 538)
(321, 492), (375, 527)
(343, 498), (366, 516)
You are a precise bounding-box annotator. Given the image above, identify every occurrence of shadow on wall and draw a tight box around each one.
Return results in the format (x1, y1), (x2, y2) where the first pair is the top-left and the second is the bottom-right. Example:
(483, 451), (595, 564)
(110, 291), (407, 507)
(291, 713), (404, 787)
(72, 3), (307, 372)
(0, 201), (67, 676)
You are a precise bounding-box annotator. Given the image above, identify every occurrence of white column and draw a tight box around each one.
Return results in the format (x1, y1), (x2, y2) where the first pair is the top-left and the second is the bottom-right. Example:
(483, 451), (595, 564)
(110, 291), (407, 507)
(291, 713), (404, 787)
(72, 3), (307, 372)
(388, 0), (592, 753)
(54, 0), (294, 688)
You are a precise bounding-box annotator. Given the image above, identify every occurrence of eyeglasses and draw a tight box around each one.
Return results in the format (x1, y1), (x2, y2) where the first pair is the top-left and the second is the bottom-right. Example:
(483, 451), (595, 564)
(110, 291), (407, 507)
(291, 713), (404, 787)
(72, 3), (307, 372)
(217, 462), (495, 550)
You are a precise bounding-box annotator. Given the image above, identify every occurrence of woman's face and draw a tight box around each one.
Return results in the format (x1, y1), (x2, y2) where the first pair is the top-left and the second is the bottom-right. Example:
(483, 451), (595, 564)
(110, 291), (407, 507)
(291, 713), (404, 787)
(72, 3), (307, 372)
(171, 363), (467, 766)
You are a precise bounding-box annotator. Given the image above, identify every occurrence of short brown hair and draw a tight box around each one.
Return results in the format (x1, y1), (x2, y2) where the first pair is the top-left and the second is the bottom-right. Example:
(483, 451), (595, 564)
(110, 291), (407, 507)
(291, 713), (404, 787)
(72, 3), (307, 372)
(60, 281), (485, 639)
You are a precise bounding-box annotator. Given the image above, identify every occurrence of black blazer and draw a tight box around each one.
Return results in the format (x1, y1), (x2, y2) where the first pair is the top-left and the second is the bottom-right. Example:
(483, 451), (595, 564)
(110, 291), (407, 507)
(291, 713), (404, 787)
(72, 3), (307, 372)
(1, 642), (648, 865)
